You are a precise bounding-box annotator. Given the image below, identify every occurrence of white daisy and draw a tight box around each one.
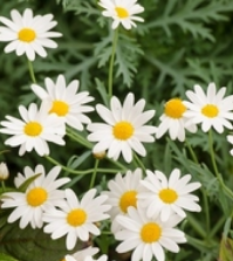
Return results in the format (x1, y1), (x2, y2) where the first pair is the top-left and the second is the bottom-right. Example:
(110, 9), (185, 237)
(0, 102), (66, 156)
(184, 82), (233, 133)
(84, 255), (108, 261)
(115, 206), (186, 261)
(138, 168), (201, 222)
(31, 74), (94, 131)
(0, 8), (62, 61)
(87, 93), (157, 163)
(1, 165), (70, 229)
(64, 246), (99, 261)
(104, 168), (144, 232)
(156, 98), (197, 142)
(99, 0), (144, 30)
(43, 188), (111, 250)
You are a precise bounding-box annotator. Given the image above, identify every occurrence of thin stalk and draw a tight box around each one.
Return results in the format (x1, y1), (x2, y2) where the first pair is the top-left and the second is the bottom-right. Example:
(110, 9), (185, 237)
(108, 29), (118, 98)
(1, 181), (6, 192)
(133, 153), (146, 173)
(208, 129), (233, 200)
(89, 159), (99, 189)
(185, 140), (198, 164)
(66, 128), (92, 149)
(45, 156), (120, 175)
(27, 59), (36, 83)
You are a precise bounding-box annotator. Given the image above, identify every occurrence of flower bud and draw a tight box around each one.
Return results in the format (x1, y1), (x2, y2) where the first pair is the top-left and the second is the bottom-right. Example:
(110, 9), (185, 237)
(93, 151), (106, 160)
(0, 162), (9, 180)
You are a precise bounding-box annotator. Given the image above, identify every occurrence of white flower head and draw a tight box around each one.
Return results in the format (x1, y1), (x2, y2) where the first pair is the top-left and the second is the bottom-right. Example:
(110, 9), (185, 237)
(87, 93), (157, 163)
(64, 246), (99, 261)
(43, 188), (111, 250)
(99, 0), (144, 30)
(0, 102), (66, 156)
(1, 165), (70, 229)
(0, 8), (62, 61)
(115, 206), (186, 261)
(0, 162), (9, 180)
(31, 74), (94, 131)
(104, 168), (145, 232)
(156, 98), (197, 142)
(139, 168), (201, 222)
(184, 82), (233, 133)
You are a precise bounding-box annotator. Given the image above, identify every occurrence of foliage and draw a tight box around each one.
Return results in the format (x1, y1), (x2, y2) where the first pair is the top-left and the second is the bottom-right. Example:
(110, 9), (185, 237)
(1, 0), (233, 261)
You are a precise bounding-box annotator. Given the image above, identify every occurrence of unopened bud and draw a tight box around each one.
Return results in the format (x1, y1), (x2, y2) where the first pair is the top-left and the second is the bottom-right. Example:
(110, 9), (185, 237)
(0, 162), (9, 181)
(93, 151), (106, 160)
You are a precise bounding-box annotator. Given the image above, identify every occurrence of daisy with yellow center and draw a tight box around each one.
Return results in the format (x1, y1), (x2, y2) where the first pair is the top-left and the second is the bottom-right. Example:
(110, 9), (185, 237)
(184, 82), (233, 133)
(31, 75), (94, 131)
(103, 169), (144, 233)
(1, 165), (70, 229)
(0, 8), (62, 61)
(98, 0), (144, 30)
(87, 93), (157, 163)
(156, 98), (197, 142)
(0, 102), (66, 156)
(138, 168), (201, 222)
(43, 188), (111, 250)
(115, 207), (186, 261)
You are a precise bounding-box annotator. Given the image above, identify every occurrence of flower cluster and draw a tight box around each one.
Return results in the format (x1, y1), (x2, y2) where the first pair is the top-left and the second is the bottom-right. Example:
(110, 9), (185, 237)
(1, 2), (233, 261)
(104, 168), (201, 261)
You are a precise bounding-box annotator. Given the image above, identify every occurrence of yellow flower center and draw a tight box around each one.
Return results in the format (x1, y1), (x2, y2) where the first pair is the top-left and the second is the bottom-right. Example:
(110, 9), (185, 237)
(26, 187), (48, 207)
(113, 121), (134, 140)
(115, 7), (129, 18)
(119, 190), (137, 213)
(164, 98), (187, 119)
(49, 100), (69, 117)
(201, 104), (219, 118)
(18, 28), (36, 42)
(24, 121), (43, 137)
(140, 222), (161, 243)
(159, 188), (178, 204)
(67, 208), (87, 227)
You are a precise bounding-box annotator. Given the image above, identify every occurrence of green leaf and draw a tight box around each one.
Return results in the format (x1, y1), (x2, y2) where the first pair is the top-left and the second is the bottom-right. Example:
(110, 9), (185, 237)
(18, 173), (42, 192)
(0, 253), (20, 261)
(219, 237), (233, 261)
(0, 224), (84, 261)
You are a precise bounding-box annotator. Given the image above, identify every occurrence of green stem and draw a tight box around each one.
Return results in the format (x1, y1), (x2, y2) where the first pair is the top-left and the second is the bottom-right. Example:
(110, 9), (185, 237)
(89, 159), (99, 189)
(45, 156), (120, 175)
(66, 127), (92, 149)
(27, 59), (36, 83)
(1, 181), (6, 192)
(185, 140), (198, 164)
(208, 129), (233, 200)
(108, 29), (118, 98)
(133, 153), (146, 173)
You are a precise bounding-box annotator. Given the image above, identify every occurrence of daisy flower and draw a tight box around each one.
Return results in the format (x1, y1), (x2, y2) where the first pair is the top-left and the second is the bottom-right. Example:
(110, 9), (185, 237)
(0, 102), (65, 156)
(1, 165), (70, 229)
(115, 206), (186, 261)
(184, 82), (233, 133)
(156, 98), (197, 142)
(31, 74), (94, 131)
(104, 168), (144, 232)
(43, 188), (111, 250)
(63, 246), (99, 261)
(87, 93), (157, 163)
(0, 8), (62, 61)
(138, 169), (201, 222)
(99, 0), (144, 30)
